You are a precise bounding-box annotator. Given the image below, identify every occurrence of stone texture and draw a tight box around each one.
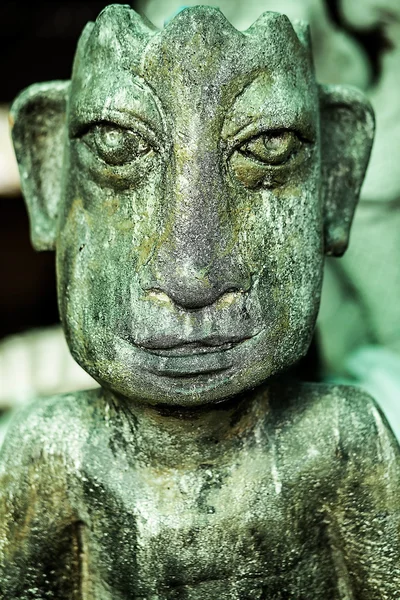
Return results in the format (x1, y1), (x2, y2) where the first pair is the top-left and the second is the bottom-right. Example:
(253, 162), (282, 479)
(1, 5), (398, 598)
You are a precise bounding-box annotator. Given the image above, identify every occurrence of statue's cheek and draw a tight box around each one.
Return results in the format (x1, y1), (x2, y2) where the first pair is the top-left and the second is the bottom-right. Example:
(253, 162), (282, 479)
(60, 146), (165, 269)
(228, 185), (322, 327)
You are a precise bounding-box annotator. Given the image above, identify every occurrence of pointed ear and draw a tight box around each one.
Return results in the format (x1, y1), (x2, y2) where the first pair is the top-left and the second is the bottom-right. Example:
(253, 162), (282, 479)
(320, 85), (374, 257)
(10, 81), (69, 250)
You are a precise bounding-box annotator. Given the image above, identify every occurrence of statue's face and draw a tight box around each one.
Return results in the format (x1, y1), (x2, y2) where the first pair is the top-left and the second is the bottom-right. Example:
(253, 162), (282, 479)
(57, 6), (322, 405)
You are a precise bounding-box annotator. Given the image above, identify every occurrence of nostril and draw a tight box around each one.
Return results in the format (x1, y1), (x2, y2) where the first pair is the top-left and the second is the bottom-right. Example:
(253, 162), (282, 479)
(144, 284), (247, 311)
(215, 289), (244, 309)
(147, 289), (173, 304)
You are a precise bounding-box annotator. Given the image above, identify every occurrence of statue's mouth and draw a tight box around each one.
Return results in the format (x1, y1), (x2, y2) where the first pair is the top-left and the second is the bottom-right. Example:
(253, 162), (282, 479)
(139, 338), (245, 357)
(134, 335), (253, 378)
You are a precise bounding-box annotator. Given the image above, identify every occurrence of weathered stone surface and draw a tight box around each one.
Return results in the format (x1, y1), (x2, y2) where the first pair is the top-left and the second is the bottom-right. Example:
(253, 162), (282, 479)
(2, 382), (400, 598)
(140, 2), (400, 429)
(1, 5), (398, 598)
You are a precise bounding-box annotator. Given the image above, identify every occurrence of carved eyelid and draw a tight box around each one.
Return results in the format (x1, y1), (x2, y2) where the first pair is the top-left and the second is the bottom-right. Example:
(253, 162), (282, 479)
(223, 117), (316, 152)
(69, 109), (163, 149)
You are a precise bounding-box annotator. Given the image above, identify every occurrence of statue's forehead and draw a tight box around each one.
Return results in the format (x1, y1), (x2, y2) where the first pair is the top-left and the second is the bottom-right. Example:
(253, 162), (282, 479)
(142, 8), (309, 81)
(70, 5), (316, 126)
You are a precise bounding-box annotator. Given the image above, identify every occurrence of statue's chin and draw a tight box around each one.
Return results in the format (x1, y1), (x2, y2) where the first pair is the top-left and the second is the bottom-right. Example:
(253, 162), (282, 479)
(70, 326), (308, 406)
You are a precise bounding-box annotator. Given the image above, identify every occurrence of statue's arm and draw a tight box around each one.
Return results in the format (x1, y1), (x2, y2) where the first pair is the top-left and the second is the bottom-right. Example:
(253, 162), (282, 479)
(0, 403), (79, 598)
(335, 389), (400, 598)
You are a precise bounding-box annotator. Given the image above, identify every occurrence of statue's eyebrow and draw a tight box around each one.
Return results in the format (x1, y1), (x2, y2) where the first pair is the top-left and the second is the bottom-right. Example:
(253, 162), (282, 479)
(69, 79), (165, 139)
(221, 74), (317, 144)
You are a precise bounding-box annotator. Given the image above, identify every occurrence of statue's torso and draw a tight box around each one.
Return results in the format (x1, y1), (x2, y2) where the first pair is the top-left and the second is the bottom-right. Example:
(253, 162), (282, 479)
(59, 386), (346, 599)
(77, 464), (340, 599)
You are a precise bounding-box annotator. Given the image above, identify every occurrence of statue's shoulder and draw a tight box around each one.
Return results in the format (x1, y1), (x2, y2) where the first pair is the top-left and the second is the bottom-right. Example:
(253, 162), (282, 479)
(312, 382), (390, 437)
(274, 379), (379, 418)
(270, 380), (395, 448)
(0, 388), (103, 468)
(326, 383), (398, 454)
(269, 381), (399, 497)
(279, 380), (397, 458)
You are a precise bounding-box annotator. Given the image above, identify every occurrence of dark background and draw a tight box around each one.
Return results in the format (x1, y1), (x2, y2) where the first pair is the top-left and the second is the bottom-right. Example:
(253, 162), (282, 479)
(0, 2), (137, 340)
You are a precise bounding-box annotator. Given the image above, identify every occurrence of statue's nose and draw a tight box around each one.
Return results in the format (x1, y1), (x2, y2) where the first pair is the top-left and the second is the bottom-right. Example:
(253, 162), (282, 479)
(139, 154), (251, 309)
(143, 250), (251, 310)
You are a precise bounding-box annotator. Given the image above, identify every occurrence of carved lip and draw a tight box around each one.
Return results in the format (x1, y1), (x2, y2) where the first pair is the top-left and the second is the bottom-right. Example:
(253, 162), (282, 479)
(132, 334), (257, 379)
(137, 335), (249, 357)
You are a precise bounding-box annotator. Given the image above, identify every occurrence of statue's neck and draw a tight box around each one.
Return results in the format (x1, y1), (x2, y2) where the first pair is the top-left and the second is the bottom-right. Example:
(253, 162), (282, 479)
(104, 386), (271, 468)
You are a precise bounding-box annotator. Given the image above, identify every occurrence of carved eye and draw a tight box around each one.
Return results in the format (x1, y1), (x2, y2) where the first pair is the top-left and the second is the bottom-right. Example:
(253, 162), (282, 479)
(239, 131), (301, 165)
(228, 130), (311, 189)
(84, 123), (152, 166)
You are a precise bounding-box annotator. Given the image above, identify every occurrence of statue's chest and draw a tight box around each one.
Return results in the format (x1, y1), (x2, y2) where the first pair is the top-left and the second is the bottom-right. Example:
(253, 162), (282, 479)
(78, 452), (336, 598)
(128, 466), (287, 594)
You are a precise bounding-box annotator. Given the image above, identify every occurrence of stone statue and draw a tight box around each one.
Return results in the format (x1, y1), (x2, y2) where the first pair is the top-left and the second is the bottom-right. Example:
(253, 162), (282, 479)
(1, 5), (399, 598)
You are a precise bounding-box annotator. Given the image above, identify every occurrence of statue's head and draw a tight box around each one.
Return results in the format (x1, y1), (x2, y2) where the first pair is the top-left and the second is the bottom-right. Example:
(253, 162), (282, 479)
(11, 5), (373, 406)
